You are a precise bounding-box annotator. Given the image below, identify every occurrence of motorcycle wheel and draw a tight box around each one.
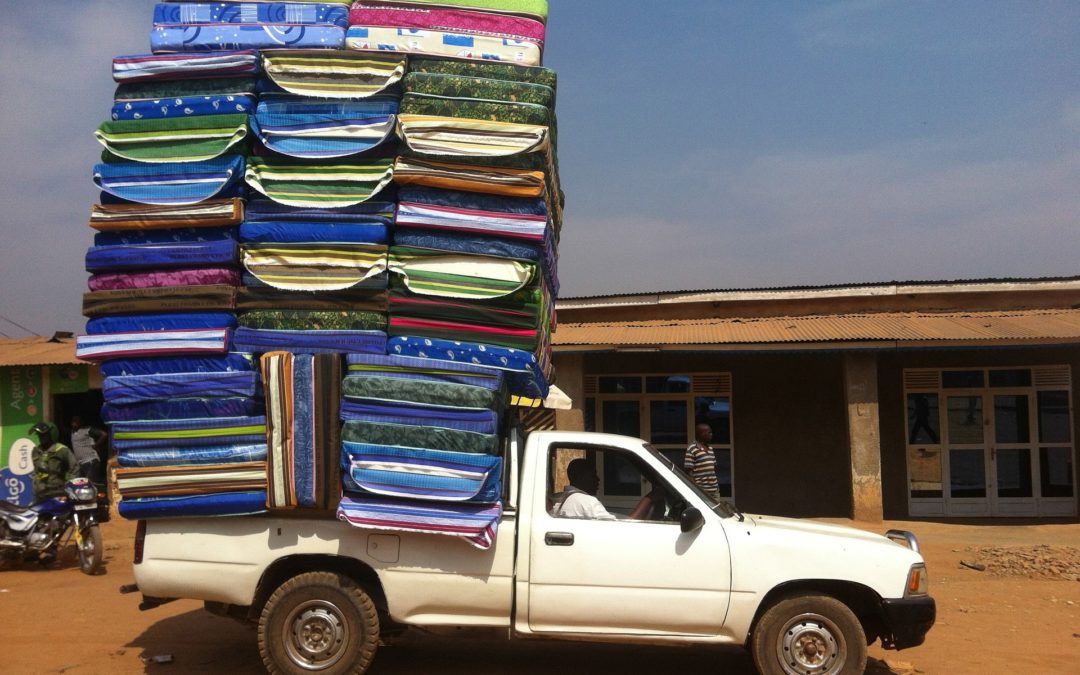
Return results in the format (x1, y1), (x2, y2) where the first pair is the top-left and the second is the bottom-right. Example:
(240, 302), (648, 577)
(78, 525), (103, 575)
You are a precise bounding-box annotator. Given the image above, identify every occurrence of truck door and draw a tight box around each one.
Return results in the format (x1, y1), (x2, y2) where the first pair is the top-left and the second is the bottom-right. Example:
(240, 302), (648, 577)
(525, 443), (731, 636)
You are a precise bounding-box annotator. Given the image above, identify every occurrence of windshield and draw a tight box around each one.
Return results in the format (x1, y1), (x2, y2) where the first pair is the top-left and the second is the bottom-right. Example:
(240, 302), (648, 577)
(642, 442), (740, 519)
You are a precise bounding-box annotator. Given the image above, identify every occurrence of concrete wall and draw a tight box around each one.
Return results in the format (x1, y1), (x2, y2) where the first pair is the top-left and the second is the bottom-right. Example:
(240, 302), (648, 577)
(844, 353), (883, 522)
(877, 346), (1080, 519)
(571, 351), (852, 518)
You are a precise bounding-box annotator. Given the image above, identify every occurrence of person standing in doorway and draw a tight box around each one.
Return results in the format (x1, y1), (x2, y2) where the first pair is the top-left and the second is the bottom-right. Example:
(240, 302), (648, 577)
(684, 422), (720, 500)
(69, 416), (107, 484)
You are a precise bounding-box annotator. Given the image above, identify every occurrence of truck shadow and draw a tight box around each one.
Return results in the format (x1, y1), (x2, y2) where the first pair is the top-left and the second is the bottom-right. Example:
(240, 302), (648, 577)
(373, 633), (907, 675)
(125, 608), (263, 674)
(123, 609), (906, 675)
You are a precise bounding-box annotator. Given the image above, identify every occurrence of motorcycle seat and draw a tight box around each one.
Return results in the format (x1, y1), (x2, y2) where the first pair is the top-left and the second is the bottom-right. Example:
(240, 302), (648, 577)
(0, 500), (26, 513)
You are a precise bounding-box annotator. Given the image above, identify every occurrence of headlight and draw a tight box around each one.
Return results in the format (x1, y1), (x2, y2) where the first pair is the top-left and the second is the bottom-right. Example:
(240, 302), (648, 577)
(905, 563), (929, 596)
(73, 486), (96, 501)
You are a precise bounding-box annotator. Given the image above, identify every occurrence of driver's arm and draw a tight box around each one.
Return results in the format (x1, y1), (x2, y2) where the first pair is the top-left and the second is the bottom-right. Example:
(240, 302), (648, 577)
(626, 483), (665, 520)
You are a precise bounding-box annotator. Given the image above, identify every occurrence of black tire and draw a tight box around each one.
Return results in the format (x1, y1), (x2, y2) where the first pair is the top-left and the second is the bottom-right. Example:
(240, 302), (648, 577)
(78, 525), (103, 575)
(751, 593), (867, 675)
(258, 571), (380, 675)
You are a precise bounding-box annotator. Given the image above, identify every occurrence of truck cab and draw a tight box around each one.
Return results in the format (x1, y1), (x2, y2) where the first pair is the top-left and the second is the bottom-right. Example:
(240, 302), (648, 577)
(132, 430), (935, 675)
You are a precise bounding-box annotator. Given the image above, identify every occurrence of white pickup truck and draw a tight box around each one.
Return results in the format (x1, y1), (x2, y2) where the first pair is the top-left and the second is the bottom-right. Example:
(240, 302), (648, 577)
(129, 430), (935, 675)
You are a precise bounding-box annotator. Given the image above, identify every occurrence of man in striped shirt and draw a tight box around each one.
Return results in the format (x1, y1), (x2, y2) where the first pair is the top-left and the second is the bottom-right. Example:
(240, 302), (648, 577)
(684, 423), (720, 500)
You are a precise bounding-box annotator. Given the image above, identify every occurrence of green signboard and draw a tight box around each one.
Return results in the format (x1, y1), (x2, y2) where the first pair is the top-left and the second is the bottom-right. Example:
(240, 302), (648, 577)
(1, 366), (44, 506)
(49, 363), (89, 395)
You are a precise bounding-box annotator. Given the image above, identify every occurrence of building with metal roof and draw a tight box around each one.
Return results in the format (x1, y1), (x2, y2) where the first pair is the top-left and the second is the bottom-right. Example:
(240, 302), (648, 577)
(549, 277), (1080, 522)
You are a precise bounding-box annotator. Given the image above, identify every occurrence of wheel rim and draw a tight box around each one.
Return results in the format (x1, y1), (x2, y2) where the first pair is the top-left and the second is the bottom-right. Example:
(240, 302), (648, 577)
(775, 611), (846, 675)
(79, 534), (95, 567)
(282, 599), (351, 671)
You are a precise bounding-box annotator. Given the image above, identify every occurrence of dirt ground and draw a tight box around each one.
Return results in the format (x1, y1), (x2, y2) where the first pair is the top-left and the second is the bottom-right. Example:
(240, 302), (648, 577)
(1, 515), (1078, 675)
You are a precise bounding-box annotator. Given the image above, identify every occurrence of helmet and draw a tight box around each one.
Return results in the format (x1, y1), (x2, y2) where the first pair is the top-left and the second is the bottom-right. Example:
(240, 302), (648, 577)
(29, 421), (57, 437)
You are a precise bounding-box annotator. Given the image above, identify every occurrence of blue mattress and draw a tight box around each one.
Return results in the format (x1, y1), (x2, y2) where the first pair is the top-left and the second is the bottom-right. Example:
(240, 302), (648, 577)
(239, 222), (388, 245)
(112, 95), (255, 121)
(103, 371), (260, 404)
(252, 97), (398, 159)
(344, 352), (504, 390)
(118, 490), (268, 519)
(339, 399), (498, 434)
(342, 443), (502, 503)
(95, 226), (238, 247)
(118, 443), (267, 468)
(151, 25), (345, 52)
(100, 353), (255, 377)
(111, 415), (267, 449)
(86, 312), (237, 334)
(233, 327), (387, 354)
(153, 3), (349, 28)
(392, 230), (541, 263)
(102, 397), (263, 423)
(76, 329), (232, 361)
(387, 336), (548, 400)
(398, 185), (547, 217)
(245, 198), (396, 224)
(85, 239), (238, 272)
(95, 156), (245, 206)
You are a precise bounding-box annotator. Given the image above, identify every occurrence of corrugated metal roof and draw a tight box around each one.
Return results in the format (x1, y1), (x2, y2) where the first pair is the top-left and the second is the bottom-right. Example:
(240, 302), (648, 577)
(552, 309), (1080, 348)
(0, 337), (83, 367)
(557, 274), (1080, 302)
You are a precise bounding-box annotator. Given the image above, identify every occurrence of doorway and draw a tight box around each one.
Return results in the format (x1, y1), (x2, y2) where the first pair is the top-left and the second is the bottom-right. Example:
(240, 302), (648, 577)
(906, 367), (1075, 517)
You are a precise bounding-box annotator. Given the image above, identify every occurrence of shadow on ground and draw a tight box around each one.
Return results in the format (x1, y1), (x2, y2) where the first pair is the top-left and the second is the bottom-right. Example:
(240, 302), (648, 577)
(122, 609), (905, 675)
(124, 608), (263, 674)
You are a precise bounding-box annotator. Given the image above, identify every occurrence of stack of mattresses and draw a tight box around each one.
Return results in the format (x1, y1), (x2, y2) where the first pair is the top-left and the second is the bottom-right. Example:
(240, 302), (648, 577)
(78, 3), (328, 516)
(347, 12), (560, 405)
(81, 1), (563, 535)
(261, 352), (342, 510)
(79, 8), (281, 519)
(235, 47), (406, 355)
(81, 4), (375, 520)
(336, 352), (505, 548)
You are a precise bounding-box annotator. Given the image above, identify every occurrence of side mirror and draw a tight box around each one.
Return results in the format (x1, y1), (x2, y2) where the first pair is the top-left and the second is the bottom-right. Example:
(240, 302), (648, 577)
(680, 506), (705, 533)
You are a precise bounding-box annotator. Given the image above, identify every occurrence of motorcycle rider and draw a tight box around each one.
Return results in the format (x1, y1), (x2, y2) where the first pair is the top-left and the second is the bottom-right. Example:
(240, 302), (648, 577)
(29, 422), (79, 502)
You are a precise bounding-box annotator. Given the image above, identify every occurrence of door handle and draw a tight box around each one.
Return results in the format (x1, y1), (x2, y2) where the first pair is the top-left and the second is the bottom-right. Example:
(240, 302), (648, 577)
(544, 531), (574, 546)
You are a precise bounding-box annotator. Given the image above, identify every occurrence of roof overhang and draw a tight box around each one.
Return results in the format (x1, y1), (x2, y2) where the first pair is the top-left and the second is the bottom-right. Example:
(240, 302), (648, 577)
(556, 277), (1080, 311)
(552, 309), (1080, 352)
(0, 337), (84, 367)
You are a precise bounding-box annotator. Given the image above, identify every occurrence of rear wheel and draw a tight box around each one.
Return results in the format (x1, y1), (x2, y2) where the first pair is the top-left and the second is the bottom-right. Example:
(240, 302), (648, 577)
(751, 593), (867, 675)
(77, 525), (103, 575)
(259, 571), (379, 675)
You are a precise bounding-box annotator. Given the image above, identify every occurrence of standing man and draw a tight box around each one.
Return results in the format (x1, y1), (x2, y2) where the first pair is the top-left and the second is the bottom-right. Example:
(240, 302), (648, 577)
(29, 422), (79, 502)
(69, 416), (107, 484)
(684, 422), (720, 500)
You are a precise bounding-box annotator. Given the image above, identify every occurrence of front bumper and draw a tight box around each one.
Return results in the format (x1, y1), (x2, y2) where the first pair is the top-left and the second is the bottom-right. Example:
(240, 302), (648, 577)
(879, 595), (936, 650)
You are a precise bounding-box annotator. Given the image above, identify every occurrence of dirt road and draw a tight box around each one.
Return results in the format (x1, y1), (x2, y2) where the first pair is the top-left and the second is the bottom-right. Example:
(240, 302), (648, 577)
(1, 516), (1077, 674)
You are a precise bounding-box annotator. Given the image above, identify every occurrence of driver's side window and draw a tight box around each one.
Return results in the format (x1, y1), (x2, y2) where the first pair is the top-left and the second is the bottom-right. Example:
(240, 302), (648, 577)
(547, 445), (680, 523)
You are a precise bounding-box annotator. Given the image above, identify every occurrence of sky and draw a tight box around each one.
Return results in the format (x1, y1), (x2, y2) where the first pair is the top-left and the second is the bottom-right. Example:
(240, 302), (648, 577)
(0, 0), (1077, 336)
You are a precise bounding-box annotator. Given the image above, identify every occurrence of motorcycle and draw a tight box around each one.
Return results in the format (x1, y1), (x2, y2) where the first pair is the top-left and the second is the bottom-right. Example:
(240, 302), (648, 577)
(0, 477), (103, 575)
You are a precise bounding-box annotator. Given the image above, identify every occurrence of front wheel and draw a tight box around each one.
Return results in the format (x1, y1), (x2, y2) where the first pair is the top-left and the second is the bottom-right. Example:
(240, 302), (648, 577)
(259, 571), (380, 675)
(77, 524), (103, 575)
(751, 593), (867, 675)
